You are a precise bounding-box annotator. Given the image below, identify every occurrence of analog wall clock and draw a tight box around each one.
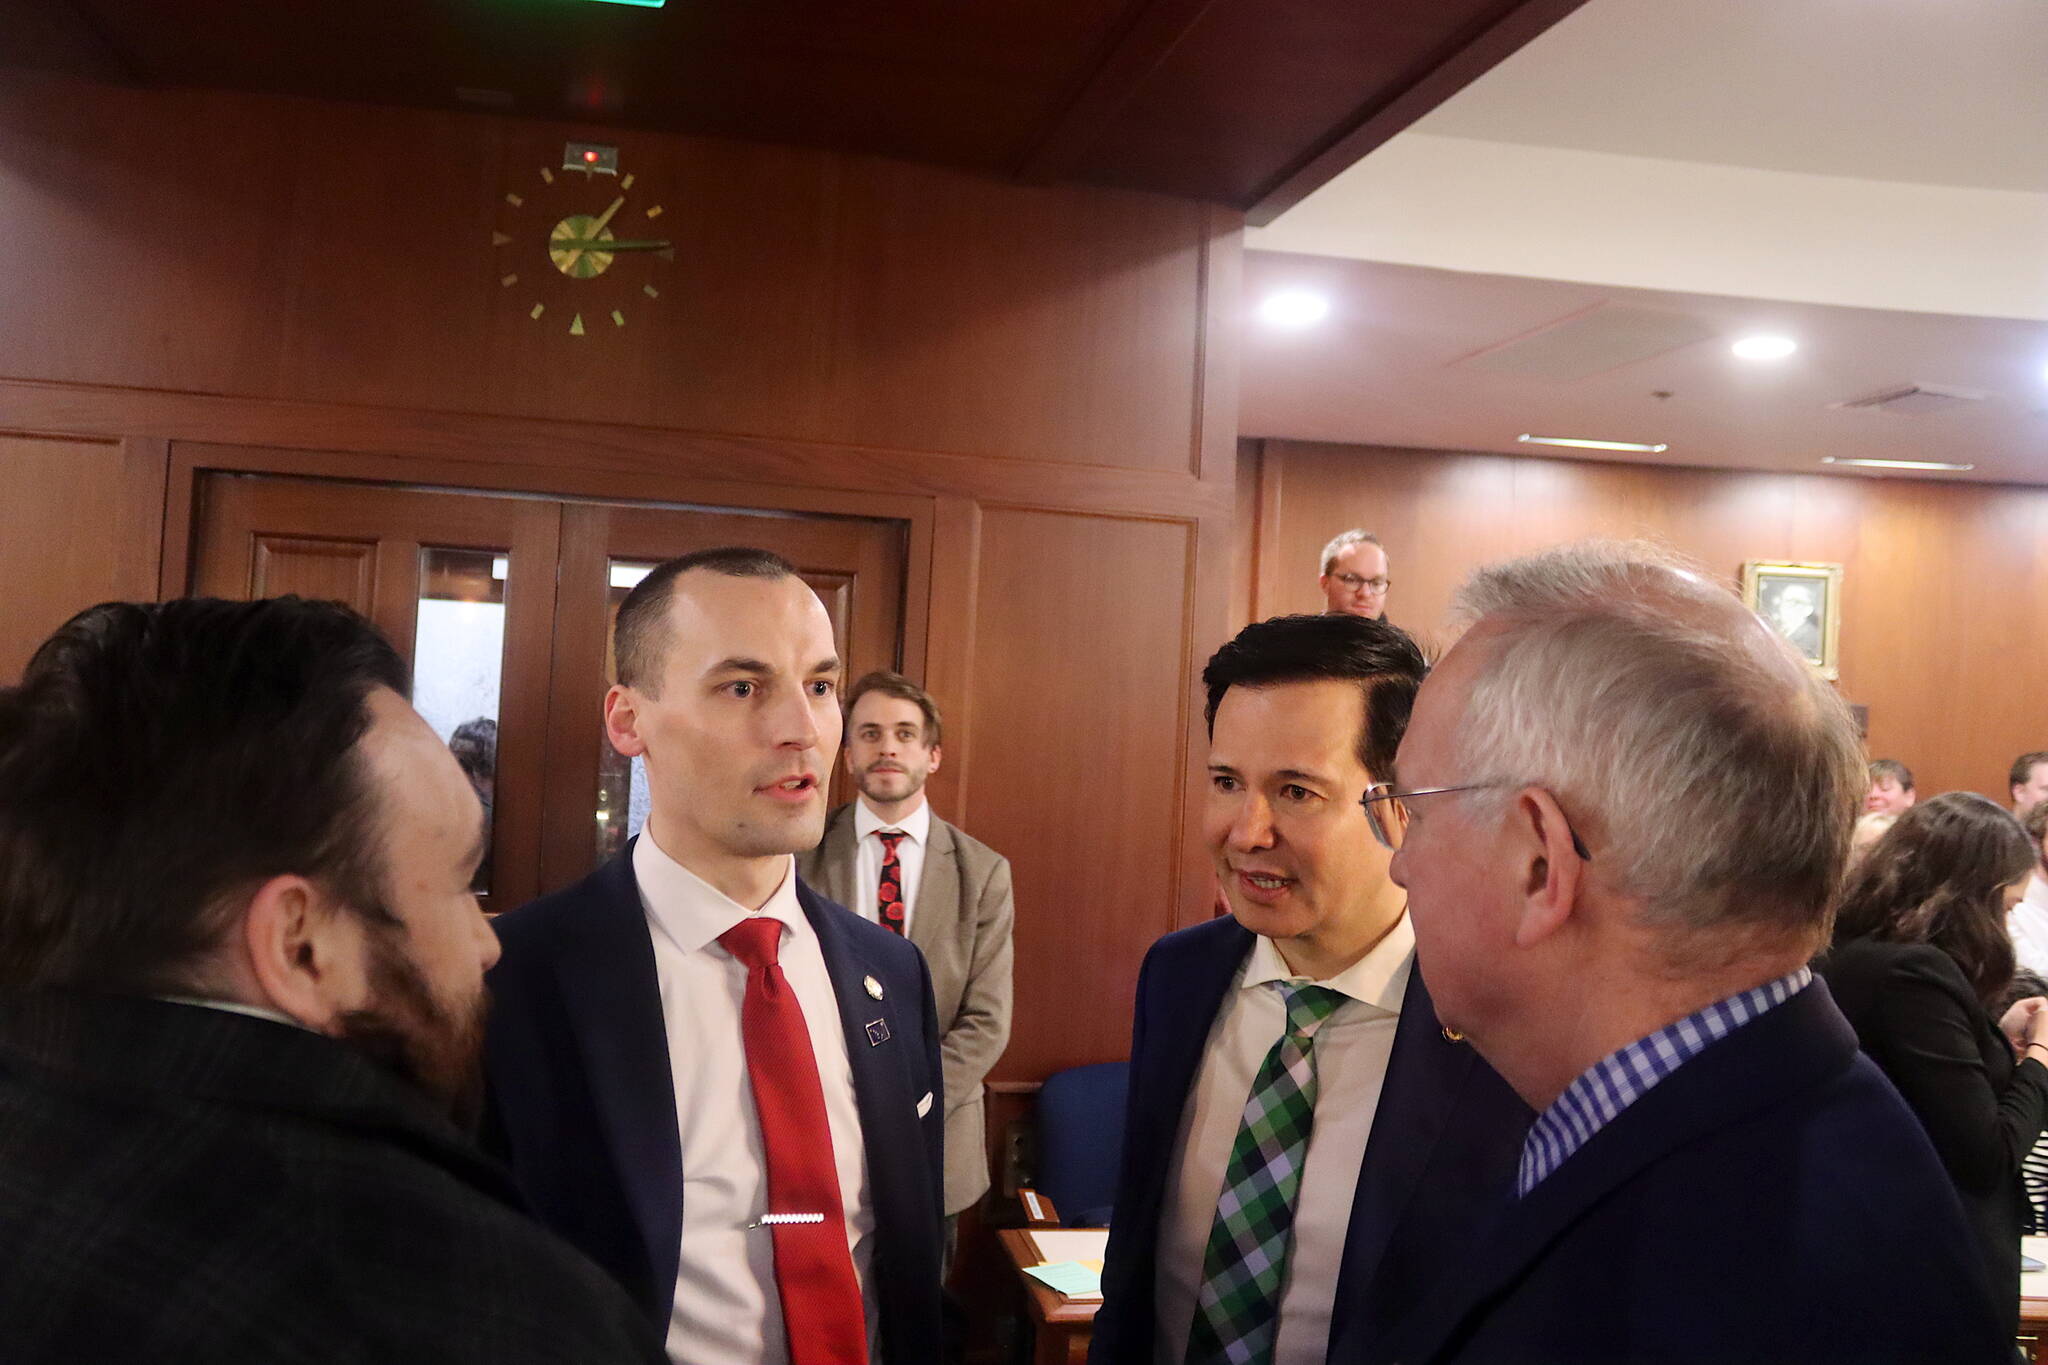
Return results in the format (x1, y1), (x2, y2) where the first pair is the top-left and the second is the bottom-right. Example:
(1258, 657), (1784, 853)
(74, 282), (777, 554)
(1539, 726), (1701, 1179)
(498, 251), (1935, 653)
(493, 147), (673, 336)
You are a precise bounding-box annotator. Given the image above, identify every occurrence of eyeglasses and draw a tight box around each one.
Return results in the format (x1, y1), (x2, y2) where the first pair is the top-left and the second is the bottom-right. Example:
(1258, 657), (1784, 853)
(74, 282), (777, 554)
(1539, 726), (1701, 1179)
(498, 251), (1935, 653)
(1359, 781), (1593, 860)
(1333, 573), (1391, 593)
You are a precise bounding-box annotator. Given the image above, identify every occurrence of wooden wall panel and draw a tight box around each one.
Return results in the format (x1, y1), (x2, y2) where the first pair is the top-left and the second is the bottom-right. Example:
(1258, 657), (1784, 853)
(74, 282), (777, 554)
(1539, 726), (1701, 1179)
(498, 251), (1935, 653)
(0, 71), (1208, 476)
(968, 507), (1197, 1079)
(0, 434), (162, 681)
(1253, 439), (2048, 802)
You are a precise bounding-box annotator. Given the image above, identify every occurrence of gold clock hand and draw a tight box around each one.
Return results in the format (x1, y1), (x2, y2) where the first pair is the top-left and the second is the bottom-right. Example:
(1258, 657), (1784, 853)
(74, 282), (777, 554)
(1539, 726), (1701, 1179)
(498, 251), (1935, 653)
(560, 196), (628, 272)
(552, 238), (671, 252)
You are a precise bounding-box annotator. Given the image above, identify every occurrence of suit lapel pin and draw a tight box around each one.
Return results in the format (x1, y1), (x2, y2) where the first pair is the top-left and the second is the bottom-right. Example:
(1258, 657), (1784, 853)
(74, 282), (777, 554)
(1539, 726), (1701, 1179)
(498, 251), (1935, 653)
(1442, 1025), (1465, 1043)
(865, 1018), (892, 1046)
(863, 975), (884, 1000)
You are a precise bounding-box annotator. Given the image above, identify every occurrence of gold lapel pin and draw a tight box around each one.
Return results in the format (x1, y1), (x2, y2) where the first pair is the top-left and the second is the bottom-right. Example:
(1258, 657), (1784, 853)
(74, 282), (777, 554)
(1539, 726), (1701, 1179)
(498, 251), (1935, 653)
(864, 975), (885, 1000)
(1442, 1025), (1465, 1043)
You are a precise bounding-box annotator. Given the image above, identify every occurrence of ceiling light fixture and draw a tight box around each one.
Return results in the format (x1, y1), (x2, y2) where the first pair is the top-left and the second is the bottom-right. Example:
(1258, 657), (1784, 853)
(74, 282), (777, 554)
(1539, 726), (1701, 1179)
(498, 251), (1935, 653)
(1258, 290), (1331, 328)
(1732, 335), (1798, 361)
(1820, 457), (1975, 472)
(1517, 434), (1669, 453)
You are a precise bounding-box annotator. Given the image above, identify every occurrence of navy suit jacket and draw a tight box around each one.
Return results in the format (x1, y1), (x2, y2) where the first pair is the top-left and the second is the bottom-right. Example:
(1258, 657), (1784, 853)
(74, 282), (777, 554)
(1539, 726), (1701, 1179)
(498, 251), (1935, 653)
(1369, 979), (2012, 1365)
(1089, 917), (1532, 1364)
(481, 845), (947, 1364)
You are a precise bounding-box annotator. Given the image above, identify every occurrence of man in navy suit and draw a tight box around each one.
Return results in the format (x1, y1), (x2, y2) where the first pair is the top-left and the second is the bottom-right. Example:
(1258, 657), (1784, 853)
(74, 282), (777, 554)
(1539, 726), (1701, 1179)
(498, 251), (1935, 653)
(483, 547), (945, 1365)
(1373, 541), (2008, 1364)
(1091, 613), (1531, 1365)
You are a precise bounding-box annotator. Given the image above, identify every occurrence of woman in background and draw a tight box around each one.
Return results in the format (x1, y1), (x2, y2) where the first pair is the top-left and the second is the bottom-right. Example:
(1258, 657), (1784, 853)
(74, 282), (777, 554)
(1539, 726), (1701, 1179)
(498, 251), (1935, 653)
(1821, 792), (2048, 1336)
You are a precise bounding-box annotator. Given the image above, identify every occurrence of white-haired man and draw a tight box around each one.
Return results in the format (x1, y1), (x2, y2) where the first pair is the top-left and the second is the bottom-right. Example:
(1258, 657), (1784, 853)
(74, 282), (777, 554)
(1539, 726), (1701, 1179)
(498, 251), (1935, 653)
(1318, 530), (1389, 621)
(1369, 542), (2008, 1364)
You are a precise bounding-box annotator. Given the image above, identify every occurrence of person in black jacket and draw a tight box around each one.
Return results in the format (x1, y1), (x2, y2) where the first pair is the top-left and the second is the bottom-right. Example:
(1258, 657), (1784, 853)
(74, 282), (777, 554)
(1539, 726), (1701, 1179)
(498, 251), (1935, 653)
(1820, 791), (2048, 1337)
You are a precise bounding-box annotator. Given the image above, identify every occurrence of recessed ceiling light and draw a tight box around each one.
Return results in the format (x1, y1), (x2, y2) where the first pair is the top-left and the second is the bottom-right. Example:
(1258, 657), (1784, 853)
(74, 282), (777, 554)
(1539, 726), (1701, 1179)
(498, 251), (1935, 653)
(1820, 457), (1974, 472)
(1517, 434), (1669, 453)
(1732, 335), (1798, 361)
(1258, 290), (1331, 328)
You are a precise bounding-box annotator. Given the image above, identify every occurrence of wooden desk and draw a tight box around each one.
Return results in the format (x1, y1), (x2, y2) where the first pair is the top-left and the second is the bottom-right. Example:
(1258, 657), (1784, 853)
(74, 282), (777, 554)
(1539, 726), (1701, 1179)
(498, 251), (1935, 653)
(998, 1227), (1099, 1365)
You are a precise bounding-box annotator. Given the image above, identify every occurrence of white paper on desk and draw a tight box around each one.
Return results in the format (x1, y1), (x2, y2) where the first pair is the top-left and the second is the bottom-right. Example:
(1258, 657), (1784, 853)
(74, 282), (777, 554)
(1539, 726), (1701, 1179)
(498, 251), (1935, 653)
(1028, 1228), (1111, 1265)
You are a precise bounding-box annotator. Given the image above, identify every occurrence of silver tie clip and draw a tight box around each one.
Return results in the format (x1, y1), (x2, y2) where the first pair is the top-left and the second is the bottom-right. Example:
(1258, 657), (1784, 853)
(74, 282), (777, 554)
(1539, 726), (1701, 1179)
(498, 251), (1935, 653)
(747, 1212), (826, 1229)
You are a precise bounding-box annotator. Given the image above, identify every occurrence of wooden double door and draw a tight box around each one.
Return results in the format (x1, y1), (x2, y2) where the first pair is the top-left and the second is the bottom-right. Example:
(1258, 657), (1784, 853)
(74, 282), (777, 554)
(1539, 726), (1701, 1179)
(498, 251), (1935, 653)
(191, 472), (908, 910)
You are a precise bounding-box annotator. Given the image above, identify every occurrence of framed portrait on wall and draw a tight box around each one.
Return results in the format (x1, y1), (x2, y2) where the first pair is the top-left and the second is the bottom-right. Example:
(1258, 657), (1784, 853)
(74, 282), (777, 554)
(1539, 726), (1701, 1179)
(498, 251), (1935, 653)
(1742, 561), (1842, 681)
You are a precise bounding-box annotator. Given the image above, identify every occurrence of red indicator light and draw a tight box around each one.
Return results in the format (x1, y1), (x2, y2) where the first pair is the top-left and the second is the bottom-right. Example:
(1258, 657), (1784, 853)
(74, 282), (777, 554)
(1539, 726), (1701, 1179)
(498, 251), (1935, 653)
(584, 150), (598, 163)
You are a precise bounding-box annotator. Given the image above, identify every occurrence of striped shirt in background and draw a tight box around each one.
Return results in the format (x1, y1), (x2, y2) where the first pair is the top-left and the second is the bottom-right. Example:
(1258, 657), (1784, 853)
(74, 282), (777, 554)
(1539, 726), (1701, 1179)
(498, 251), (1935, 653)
(1517, 967), (1813, 1198)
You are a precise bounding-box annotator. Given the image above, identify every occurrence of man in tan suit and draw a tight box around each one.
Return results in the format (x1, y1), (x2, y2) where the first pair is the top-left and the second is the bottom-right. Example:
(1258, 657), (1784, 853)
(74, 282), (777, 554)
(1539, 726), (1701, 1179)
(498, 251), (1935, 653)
(800, 671), (1014, 1260)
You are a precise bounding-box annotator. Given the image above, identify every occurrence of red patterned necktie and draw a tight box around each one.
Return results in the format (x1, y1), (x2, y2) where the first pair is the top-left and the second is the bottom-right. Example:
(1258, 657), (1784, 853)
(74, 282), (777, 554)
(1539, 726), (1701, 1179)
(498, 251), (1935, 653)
(716, 917), (869, 1365)
(875, 831), (909, 936)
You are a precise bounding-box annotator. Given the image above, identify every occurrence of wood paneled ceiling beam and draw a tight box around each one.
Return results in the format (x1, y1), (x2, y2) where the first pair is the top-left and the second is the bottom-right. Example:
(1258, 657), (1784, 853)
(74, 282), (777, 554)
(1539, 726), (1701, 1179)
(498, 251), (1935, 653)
(1243, 0), (1585, 227)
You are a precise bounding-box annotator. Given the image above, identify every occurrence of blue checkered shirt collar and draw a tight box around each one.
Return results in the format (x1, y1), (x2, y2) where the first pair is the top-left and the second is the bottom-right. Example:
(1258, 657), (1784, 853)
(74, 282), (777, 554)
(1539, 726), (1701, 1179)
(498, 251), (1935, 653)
(1516, 966), (1812, 1198)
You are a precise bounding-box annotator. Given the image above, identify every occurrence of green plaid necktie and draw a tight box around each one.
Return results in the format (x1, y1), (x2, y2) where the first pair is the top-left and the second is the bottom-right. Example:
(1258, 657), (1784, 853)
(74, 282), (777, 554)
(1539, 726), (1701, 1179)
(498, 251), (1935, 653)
(1185, 981), (1347, 1365)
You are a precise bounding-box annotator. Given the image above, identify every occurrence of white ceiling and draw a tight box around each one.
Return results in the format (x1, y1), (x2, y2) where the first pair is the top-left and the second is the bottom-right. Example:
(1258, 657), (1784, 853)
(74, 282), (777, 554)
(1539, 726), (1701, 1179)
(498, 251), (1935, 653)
(1238, 0), (2048, 481)
(1413, 0), (2048, 193)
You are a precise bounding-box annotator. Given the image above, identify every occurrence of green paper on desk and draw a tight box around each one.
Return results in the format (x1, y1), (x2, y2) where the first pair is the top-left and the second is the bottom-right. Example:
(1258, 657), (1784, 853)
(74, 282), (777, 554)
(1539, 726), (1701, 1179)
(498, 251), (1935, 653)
(1023, 1259), (1104, 1300)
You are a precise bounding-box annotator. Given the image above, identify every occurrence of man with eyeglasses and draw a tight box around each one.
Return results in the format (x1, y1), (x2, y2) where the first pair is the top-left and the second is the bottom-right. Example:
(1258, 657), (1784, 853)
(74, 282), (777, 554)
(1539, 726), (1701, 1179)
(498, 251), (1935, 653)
(1318, 529), (1391, 621)
(1090, 613), (1529, 1365)
(1368, 541), (2007, 1365)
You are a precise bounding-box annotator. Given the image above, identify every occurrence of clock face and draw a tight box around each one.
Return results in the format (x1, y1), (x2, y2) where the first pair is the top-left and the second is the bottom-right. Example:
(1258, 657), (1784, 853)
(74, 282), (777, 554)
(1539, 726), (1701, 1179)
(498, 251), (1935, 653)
(494, 162), (672, 335)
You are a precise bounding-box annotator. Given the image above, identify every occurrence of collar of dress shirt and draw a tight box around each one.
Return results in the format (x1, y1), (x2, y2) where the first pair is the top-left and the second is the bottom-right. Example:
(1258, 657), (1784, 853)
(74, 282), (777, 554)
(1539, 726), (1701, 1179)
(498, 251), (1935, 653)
(633, 831), (806, 956)
(155, 995), (306, 1029)
(853, 792), (931, 847)
(1239, 910), (1413, 1018)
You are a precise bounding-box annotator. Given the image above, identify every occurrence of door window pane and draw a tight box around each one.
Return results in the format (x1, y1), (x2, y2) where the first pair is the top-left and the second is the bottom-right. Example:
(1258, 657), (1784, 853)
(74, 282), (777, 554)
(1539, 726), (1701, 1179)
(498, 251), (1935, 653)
(414, 548), (507, 894)
(597, 560), (656, 864)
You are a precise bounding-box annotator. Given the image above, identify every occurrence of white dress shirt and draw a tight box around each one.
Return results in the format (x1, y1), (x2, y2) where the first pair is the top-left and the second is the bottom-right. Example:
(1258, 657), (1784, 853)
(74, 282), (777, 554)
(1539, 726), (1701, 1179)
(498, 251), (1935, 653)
(849, 796), (932, 933)
(634, 832), (879, 1365)
(2013, 872), (2048, 978)
(1154, 914), (1415, 1365)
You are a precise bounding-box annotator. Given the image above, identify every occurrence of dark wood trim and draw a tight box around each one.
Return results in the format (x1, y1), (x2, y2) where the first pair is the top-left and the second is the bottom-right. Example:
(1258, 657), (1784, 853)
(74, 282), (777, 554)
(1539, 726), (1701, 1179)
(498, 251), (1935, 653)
(923, 495), (982, 825)
(117, 436), (169, 601)
(1012, 0), (1225, 183)
(3, 378), (1230, 522)
(1243, 0), (1591, 227)
(1193, 204), (1243, 486)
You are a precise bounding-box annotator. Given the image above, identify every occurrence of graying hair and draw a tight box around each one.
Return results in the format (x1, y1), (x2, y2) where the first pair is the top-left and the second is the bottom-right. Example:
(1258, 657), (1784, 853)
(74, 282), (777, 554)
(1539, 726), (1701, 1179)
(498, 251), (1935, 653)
(1449, 540), (1864, 953)
(1319, 529), (1382, 577)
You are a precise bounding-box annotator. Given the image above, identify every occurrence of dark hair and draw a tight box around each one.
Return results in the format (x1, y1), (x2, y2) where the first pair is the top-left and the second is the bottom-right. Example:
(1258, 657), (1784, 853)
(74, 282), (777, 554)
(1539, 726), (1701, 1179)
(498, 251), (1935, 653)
(613, 546), (797, 692)
(2002, 968), (2048, 1017)
(1833, 792), (2033, 1007)
(1868, 757), (1914, 792)
(844, 670), (943, 748)
(1201, 613), (1428, 786)
(448, 717), (498, 781)
(0, 597), (409, 993)
(2013, 752), (2048, 791)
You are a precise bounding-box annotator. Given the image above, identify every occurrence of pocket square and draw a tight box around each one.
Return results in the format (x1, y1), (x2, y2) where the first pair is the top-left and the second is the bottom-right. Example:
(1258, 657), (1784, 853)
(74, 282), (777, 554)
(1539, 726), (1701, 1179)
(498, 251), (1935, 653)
(916, 1091), (933, 1118)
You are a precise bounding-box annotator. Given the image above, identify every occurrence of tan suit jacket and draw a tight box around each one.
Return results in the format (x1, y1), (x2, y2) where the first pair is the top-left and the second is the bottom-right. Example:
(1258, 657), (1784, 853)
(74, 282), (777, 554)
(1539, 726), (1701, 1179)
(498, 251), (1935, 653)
(800, 802), (1014, 1215)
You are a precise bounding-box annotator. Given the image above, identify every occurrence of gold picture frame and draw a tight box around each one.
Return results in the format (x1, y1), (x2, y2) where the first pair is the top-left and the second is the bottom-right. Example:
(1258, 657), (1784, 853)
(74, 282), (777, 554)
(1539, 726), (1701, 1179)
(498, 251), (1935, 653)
(1741, 561), (1842, 681)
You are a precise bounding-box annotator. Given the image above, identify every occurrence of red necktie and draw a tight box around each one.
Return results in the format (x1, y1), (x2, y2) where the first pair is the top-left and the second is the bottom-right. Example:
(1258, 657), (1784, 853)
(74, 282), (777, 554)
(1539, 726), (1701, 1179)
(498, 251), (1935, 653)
(875, 831), (909, 937)
(717, 917), (869, 1365)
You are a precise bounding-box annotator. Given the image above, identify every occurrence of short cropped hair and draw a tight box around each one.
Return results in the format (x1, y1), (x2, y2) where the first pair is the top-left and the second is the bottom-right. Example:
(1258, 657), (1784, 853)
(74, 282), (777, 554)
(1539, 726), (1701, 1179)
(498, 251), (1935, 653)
(843, 670), (943, 748)
(1319, 529), (1383, 577)
(1202, 613), (1428, 787)
(613, 547), (797, 692)
(1450, 541), (1865, 957)
(448, 717), (497, 781)
(1869, 758), (1915, 792)
(0, 597), (408, 993)
(2012, 752), (2048, 790)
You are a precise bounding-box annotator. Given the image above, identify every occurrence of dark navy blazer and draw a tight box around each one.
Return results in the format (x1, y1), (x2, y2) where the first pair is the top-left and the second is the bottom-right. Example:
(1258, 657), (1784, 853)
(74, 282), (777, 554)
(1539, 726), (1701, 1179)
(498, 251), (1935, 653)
(1369, 979), (2012, 1365)
(1088, 916), (1532, 1365)
(481, 844), (946, 1364)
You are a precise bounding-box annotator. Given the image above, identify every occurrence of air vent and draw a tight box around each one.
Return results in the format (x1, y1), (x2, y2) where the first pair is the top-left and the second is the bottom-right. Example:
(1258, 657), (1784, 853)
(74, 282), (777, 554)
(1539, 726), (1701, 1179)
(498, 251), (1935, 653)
(1830, 384), (1986, 416)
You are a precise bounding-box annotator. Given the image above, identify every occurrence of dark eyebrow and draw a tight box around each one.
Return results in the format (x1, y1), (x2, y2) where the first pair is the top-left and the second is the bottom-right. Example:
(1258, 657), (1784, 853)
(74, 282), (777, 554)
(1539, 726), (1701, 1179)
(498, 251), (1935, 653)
(1273, 768), (1336, 786)
(707, 656), (773, 676)
(811, 657), (841, 676)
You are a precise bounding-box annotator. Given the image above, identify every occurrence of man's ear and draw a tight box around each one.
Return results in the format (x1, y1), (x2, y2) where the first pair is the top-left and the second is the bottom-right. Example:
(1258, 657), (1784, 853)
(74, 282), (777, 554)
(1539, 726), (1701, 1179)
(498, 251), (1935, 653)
(1510, 787), (1584, 949)
(926, 744), (942, 777)
(604, 684), (648, 758)
(241, 874), (371, 1034)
